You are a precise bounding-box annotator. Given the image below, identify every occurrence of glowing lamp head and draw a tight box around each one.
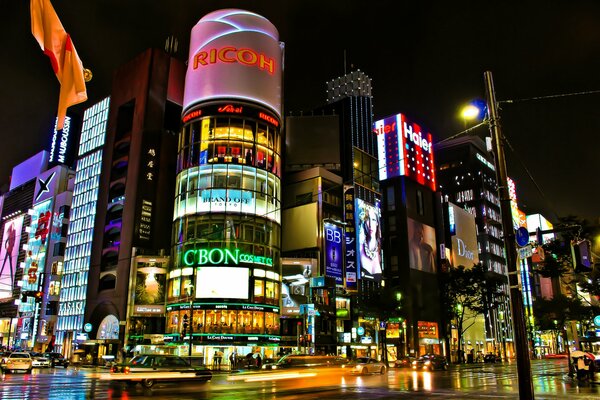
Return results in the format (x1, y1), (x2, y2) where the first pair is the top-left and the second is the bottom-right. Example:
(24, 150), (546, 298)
(461, 105), (480, 120)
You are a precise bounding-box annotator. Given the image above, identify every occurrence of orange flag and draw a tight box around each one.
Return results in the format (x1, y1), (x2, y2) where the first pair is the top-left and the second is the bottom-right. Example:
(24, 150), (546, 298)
(30, 0), (87, 130)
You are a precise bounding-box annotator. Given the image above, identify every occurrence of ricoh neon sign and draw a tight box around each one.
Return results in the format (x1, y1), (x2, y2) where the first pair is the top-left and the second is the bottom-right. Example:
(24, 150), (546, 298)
(193, 47), (275, 75)
(183, 248), (273, 267)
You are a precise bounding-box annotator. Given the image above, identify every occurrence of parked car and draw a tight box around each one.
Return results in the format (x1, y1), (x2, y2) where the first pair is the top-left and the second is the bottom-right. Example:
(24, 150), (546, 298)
(412, 354), (448, 371)
(394, 356), (415, 368)
(343, 357), (387, 375)
(2, 352), (33, 374)
(484, 354), (498, 363)
(42, 352), (69, 368)
(30, 352), (51, 368)
(107, 354), (212, 388)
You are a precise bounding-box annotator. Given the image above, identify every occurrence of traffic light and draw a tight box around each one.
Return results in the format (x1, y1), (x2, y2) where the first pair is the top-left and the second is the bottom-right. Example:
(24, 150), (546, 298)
(34, 291), (43, 302)
(182, 314), (189, 337)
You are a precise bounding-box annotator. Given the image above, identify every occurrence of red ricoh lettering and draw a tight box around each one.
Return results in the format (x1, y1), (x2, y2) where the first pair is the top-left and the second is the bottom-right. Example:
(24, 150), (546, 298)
(193, 47), (275, 75)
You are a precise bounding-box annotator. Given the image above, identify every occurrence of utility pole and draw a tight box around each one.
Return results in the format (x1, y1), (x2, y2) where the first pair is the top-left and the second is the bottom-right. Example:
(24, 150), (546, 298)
(484, 71), (535, 400)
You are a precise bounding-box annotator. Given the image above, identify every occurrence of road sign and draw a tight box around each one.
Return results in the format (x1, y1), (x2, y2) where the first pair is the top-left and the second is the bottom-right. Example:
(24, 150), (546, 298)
(518, 244), (533, 260)
(594, 315), (600, 327)
(515, 227), (530, 247)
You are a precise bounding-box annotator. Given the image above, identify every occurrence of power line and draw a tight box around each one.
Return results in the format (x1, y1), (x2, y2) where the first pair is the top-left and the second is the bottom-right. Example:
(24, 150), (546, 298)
(499, 89), (600, 104)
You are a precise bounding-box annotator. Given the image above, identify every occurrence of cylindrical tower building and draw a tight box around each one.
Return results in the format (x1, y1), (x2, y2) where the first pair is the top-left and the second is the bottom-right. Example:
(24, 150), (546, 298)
(166, 9), (284, 364)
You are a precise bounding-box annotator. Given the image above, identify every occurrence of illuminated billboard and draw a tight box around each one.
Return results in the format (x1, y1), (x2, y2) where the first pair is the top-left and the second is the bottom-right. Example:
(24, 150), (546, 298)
(343, 186), (357, 291)
(407, 218), (437, 273)
(183, 9), (283, 117)
(48, 116), (75, 167)
(375, 113), (436, 190)
(195, 267), (249, 299)
(133, 262), (167, 316)
(355, 199), (383, 282)
(0, 215), (24, 299)
(281, 262), (313, 316)
(448, 203), (479, 268)
(324, 222), (343, 284)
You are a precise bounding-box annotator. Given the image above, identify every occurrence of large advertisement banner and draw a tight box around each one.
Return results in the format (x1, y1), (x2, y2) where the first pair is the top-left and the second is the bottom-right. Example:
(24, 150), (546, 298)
(183, 9), (283, 117)
(448, 203), (479, 268)
(356, 199), (383, 282)
(134, 262), (167, 316)
(281, 263), (312, 316)
(0, 216), (24, 299)
(324, 222), (343, 284)
(407, 218), (437, 273)
(343, 186), (357, 291)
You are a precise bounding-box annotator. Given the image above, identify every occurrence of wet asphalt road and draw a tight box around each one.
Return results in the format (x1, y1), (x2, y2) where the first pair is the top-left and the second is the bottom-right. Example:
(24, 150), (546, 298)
(1, 359), (599, 399)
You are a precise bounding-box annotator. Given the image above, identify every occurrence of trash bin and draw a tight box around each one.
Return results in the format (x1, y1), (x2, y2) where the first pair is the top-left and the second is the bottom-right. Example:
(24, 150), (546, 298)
(467, 353), (474, 363)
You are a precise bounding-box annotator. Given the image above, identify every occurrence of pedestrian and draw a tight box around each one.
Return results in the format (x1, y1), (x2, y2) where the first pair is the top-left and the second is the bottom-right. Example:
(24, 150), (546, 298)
(256, 353), (262, 369)
(577, 357), (588, 382)
(588, 358), (596, 382)
(229, 352), (235, 370)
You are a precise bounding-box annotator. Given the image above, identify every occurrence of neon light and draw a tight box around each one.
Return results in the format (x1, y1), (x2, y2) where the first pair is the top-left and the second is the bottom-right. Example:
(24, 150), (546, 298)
(183, 248), (273, 266)
(193, 47), (275, 75)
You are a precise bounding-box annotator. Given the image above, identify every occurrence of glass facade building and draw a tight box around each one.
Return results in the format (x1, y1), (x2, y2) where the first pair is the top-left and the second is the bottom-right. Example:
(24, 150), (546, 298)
(55, 98), (110, 355)
(166, 105), (282, 358)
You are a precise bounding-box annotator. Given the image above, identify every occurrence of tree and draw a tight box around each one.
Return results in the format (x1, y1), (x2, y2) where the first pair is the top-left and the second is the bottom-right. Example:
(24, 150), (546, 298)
(439, 263), (504, 363)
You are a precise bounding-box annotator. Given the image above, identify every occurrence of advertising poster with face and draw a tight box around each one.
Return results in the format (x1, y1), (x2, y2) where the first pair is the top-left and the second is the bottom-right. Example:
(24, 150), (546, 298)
(356, 199), (383, 282)
(407, 218), (437, 273)
(0, 215), (24, 299)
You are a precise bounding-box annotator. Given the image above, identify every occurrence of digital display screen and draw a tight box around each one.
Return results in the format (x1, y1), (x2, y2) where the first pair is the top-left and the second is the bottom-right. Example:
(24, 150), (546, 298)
(196, 266), (249, 299)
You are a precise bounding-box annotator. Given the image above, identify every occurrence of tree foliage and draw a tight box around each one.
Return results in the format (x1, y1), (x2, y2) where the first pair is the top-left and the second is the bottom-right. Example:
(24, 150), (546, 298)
(439, 263), (505, 362)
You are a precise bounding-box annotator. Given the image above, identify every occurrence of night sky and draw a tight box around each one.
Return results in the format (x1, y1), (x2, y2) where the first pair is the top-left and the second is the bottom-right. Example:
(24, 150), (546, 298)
(1, 1), (599, 222)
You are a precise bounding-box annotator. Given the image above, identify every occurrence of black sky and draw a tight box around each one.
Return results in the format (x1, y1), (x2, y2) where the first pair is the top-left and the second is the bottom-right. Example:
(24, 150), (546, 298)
(1, 1), (599, 222)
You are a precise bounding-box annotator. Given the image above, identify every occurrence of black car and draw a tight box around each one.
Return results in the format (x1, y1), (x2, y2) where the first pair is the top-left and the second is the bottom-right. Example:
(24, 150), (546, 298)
(43, 352), (69, 368)
(412, 354), (448, 371)
(108, 354), (212, 388)
(484, 354), (498, 363)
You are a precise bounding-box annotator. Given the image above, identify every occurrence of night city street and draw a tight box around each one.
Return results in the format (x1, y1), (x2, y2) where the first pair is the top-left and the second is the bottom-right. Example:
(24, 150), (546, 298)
(1, 360), (600, 399)
(1, 2), (600, 400)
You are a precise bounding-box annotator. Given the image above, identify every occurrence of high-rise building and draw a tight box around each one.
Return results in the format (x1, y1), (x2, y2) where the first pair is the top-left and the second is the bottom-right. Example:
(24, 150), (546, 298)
(0, 150), (74, 351)
(74, 48), (184, 362)
(165, 9), (284, 363)
(435, 135), (514, 359)
(376, 113), (444, 358)
(282, 69), (380, 358)
(55, 98), (109, 356)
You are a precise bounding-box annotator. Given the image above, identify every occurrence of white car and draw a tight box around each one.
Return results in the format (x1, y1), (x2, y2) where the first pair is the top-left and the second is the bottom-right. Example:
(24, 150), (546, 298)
(31, 355), (51, 368)
(2, 352), (33, 374)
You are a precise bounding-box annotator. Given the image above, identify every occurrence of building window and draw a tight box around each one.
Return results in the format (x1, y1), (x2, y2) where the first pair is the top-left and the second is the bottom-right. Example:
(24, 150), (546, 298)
(386, 186), (395, 211)
(53, 242), (66, 257)
(416, 190), (424, 216)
